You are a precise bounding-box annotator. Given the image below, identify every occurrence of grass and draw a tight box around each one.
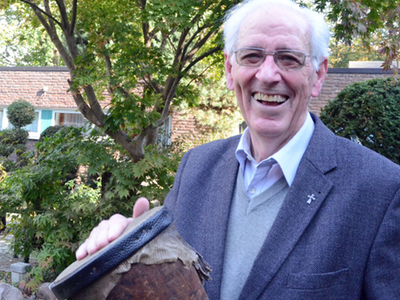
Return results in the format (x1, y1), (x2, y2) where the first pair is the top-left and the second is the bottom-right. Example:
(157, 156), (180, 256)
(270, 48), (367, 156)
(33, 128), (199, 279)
(0, 270), (11, 284)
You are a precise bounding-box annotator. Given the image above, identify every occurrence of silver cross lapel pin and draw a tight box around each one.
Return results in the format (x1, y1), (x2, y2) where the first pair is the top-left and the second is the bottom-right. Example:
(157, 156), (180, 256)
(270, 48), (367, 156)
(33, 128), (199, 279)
(307, 194), (316, 204)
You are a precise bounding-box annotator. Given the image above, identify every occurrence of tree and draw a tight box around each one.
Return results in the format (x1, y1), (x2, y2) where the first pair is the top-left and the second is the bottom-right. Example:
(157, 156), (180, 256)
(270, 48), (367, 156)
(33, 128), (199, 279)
(0, 0), (236, 163)
(309, 0), (400, 77)
(329, 36), (386, 68)
(0, 6), (62, 66)
(0, 126), (183, 281)
(177, 52), (242, 145)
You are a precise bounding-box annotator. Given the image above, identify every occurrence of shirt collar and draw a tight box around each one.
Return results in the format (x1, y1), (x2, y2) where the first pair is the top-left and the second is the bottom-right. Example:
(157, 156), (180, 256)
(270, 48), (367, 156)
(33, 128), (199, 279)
(235, 112), (315, 186)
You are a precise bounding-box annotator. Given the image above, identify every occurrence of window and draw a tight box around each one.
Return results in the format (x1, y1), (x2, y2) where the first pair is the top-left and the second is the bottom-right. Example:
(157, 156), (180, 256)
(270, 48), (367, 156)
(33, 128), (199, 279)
(0, 107), (90, 140)
(25, 111), (40, 133)
(54, 112), (86, 127)
(157, 115), (172, 146)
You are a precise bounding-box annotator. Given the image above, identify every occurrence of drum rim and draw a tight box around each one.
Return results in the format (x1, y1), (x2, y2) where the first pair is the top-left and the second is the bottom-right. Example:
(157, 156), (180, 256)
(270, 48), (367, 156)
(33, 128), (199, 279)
(50, 207), (173, 300)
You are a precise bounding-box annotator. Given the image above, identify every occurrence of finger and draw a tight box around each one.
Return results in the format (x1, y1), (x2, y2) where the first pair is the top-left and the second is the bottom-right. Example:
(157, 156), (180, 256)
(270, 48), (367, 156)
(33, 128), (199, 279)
(106, 214), (131, 242)
(133, 197), (150, 218)
(86, 224), (109, 255)
(76, 214), (130, 260)
(76, 240), (88, 260)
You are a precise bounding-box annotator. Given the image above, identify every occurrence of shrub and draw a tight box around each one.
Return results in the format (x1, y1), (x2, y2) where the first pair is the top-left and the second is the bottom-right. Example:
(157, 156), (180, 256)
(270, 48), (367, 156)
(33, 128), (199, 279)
(39, 125), (64, 142)
(7, 99), (36, 129)
(0, 128), (29, 145)
(0, 144), (15, 157)
(0, 126), (183, 283)
(0, 100), (34, 165)
(320, 77), (400, 164)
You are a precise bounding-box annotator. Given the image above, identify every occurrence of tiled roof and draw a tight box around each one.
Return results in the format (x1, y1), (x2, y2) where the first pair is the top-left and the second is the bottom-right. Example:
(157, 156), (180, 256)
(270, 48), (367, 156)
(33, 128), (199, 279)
(0, 67), (77, 109)
(0, 67), (109, 109)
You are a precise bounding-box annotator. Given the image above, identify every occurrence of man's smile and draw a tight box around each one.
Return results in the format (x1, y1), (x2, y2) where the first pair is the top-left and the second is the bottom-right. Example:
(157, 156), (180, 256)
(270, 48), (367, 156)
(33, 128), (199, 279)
(253, 92), (288, 106)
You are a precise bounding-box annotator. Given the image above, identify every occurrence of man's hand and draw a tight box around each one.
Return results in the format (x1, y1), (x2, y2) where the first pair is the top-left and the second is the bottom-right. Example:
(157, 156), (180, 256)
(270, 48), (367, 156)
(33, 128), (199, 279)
(75, 197), (150, 260)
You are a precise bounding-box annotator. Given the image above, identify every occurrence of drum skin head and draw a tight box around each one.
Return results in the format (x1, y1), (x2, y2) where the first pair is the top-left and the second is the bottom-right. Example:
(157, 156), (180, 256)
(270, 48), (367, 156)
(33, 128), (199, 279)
(50, 206), (172, 300)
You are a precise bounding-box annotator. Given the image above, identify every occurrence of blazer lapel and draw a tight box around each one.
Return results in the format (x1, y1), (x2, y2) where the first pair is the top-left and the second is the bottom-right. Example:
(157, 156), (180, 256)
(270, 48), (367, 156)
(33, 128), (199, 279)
(201, 137), (240, 299)
(239, 115), (337, 299)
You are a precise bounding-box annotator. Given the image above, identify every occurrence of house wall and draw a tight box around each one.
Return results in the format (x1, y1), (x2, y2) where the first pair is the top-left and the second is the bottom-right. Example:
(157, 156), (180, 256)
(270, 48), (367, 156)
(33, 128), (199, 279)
(0, 67), (74, 108)
(308, 68), (393, 115)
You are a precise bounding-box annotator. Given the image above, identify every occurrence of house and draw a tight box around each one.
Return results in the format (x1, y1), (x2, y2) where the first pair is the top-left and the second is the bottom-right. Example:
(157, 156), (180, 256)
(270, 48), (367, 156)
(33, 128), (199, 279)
(0, 66), (202, 148)
(0, 67), (87, 141)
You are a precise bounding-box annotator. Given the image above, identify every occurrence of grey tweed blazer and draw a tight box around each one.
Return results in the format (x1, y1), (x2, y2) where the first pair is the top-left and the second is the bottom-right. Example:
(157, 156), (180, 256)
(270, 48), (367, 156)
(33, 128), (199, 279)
(164, 113), (400, 300)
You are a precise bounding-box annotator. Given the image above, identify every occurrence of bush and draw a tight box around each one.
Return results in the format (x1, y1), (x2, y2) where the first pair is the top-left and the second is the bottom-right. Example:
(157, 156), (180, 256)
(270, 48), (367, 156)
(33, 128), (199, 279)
(0, 100), (34, 167)
(0, 144), (15, 157)
(0, 126), (183, 284)
(320, 77), (400, 164)
(39, 125), (64, 142)
(0, 128), (29, 145)
(7, 99), (36, 129)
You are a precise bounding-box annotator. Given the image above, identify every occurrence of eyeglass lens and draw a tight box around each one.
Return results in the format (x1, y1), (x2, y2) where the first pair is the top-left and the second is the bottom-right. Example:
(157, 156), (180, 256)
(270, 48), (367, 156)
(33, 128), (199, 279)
(235, 49), (306, 69)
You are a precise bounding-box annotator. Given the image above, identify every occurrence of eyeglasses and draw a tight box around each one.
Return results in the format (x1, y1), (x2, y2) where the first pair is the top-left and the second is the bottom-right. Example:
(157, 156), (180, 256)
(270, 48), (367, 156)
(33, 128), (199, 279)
(234, 47), (311, 70)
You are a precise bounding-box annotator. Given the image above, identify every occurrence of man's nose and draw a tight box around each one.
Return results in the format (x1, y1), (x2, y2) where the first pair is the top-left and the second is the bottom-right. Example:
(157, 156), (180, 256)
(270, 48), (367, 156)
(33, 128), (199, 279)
(255, 55), (282, 83)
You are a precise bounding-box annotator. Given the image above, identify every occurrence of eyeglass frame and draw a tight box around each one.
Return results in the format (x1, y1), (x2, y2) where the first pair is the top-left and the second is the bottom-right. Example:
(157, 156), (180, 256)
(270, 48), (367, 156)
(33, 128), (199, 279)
(233, 47), (313, 70)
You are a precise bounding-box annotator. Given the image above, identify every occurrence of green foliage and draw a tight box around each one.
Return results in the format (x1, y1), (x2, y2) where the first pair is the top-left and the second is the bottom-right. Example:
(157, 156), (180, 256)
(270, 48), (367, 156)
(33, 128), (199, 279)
(0, 5), (63, 66)
(0, 143), (14, 157)
(320, 77), (400, 164)
(329, 37), (386, 68)
(0, 126), (183, 281)
(312, 0), (400, 76)
(180, 57), (243, 144)
(0, 99), (33, 165)
(7, 99), (35, 129)
(0, 0), (232, 161)
(38, 125), (64, 142)
(0, 128), (29, 145)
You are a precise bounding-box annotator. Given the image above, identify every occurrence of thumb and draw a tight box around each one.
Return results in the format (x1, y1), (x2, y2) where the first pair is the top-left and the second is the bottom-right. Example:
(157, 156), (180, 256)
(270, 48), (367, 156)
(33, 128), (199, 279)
(133, 197), (150, 218)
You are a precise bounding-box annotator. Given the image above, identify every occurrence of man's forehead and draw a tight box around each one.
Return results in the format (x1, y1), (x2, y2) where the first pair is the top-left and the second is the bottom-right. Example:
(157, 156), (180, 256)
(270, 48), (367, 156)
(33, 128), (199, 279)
(237, 7), (310, 49)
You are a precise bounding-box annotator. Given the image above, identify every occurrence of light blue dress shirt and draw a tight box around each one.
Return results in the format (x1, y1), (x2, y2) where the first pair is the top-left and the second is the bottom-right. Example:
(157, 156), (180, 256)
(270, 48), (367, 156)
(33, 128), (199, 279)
(235, 112), (315, 197)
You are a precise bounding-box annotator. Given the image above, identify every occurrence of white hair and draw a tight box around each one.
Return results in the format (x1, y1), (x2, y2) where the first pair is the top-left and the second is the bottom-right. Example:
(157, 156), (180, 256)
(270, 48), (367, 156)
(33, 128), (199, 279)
(223, 0), (330, 70)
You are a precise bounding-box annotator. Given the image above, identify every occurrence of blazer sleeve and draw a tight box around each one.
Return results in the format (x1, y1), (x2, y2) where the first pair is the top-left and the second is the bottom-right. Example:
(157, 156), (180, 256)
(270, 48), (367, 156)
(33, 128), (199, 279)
(363, 185), (400, 299)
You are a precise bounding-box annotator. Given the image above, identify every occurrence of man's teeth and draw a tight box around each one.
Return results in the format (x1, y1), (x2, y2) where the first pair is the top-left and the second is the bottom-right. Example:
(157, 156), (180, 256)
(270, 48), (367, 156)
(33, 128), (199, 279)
(254, 92), (286, 103)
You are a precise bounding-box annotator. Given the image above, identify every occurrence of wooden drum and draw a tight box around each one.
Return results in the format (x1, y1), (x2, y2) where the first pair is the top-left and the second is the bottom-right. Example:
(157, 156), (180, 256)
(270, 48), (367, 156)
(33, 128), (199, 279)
(50, 207), (211, 300)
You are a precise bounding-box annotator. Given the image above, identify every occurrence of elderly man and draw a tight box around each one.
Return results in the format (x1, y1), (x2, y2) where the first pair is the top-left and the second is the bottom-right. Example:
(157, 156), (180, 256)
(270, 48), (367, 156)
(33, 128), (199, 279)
(77, 0), (400, 299)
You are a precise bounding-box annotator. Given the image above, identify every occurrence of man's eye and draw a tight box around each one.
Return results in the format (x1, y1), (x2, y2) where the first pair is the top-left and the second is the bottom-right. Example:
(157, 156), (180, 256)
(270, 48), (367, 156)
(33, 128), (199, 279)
(241, 51), (263, 62)
(278, 54), (301, 63)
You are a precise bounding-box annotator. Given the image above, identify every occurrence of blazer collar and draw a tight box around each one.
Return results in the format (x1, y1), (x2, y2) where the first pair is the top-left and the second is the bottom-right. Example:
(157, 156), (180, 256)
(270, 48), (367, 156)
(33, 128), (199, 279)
(239, 113), (337, 299)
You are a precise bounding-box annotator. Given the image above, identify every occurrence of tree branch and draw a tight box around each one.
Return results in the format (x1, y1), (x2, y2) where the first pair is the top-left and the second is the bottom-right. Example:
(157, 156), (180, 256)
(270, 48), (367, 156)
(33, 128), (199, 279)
(172, 27), (191, 66)
(83, 85), (106, 124)
(18, 0), (62, 27)
(161, 74), (181, 121)
(55, 0), (71, 30)
(184, 27), (219, 62)
(70, 0), (78, 35)
(68, 80), (103, 127)
(28, 3), (74, 70)
(183, 45), (223, 74)
(43, 0), (57, 34)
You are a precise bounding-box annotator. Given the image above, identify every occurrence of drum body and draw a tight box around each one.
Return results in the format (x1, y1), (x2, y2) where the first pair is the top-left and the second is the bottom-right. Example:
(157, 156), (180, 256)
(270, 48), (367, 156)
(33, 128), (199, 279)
(50, 207), (211, 300)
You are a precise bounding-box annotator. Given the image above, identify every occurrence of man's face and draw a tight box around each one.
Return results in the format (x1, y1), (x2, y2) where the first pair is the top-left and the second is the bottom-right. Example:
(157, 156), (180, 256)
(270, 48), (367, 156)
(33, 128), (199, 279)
(225, 8), (327, 160)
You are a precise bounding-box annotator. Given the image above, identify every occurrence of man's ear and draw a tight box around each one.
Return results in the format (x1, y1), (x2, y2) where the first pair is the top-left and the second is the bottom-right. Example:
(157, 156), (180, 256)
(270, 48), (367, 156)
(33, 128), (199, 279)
(311, 58), (328, 98)
(224, 52), (235, 91)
